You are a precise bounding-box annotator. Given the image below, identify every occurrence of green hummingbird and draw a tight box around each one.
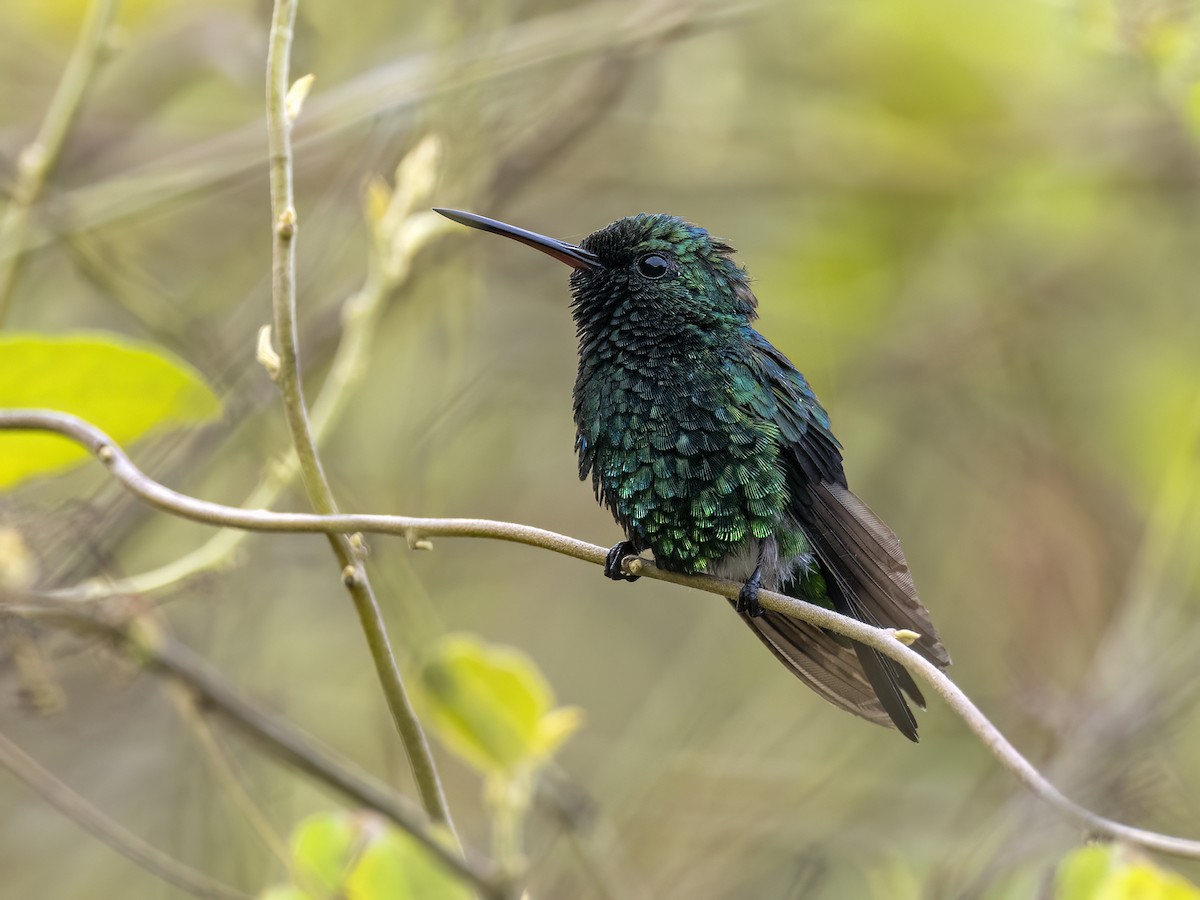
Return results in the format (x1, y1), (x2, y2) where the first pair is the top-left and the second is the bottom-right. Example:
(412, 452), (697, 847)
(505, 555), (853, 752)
(435, 208), (950, 740)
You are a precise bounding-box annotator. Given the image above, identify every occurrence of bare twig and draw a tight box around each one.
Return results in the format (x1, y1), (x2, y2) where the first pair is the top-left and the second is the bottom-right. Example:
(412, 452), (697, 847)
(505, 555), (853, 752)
(0, 0), (117, 323)
(264, 0), (458, 840)
(2, 597), (507, 898)
(3, 409), (1200, 860)
(166, 680), (291, 868)
(50, 173), (452, 604)
(0, 728), (249, 899)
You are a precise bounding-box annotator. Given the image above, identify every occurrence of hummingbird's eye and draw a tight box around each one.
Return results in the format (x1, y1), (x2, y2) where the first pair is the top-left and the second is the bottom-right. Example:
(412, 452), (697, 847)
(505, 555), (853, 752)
(637, 253), (670, 279)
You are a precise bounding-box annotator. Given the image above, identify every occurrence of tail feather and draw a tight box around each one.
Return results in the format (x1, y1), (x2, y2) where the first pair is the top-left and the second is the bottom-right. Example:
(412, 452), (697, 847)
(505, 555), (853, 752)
(735, 603), (899, 730)
(735, 483), (949, 740)
(806, 483), (950, 668)
(851, 631), (920, 741)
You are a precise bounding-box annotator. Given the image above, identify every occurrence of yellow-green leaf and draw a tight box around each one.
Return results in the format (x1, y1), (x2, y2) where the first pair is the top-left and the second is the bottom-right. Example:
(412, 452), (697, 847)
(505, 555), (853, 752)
(290, 812), (358, 895)
(346, 824), (471, 900)
(0, 333), (221, 490)
(282, 812), (467, 900)
(1056, 844), (1200, 900)
(534, 705), (585, 759)
(419, 634), (582, 777)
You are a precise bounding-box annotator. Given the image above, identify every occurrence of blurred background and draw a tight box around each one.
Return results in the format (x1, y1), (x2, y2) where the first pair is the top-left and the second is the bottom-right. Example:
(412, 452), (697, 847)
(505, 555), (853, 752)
(2, 0), (1200, 897)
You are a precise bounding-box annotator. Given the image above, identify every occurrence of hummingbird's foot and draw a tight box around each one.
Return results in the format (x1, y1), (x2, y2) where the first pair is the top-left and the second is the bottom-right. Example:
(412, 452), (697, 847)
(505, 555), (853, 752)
(604, 541), (641, 582)
(736, 567), (765, 618)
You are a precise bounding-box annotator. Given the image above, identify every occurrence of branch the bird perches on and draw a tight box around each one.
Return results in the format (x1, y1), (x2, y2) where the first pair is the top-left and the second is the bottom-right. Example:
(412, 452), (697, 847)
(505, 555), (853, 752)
(2, 408), (1199, 862)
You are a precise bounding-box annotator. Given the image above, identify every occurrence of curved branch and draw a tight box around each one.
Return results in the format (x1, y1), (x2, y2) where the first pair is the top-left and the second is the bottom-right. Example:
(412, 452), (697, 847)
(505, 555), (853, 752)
(4, 408), (1200, 860)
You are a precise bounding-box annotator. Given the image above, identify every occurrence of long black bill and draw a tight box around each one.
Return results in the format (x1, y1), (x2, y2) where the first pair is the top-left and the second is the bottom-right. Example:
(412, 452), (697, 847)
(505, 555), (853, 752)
(434, 208), (598, 271)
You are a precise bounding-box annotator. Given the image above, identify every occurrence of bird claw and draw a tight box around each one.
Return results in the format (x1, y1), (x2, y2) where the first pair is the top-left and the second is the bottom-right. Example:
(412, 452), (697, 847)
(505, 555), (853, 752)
(736, 569), (765, 618)
(604, 541), (641, 582)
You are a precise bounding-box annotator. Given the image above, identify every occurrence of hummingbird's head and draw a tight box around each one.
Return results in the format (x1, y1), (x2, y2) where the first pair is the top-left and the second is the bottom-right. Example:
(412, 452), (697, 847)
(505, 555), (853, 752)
(434, 209), (758, 329)
(574, 214), (757, 324)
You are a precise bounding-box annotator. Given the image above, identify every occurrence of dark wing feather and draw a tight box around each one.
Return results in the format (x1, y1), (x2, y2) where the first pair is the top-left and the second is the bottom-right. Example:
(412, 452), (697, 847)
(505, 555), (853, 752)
(749, 335), (846, 487)
(741, 330), (951, 740)
(733, 601), (898, 729)
(806, 482), (950, 668)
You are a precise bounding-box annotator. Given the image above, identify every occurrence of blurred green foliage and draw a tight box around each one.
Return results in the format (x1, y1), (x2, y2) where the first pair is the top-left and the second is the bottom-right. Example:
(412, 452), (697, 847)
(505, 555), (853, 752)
(260, 811), (469, 900)
(420, 632), (581, 871)
(419, 633), (581, 779)
(2, 0), (1200, 897)
(1056, 845), (1200, 900)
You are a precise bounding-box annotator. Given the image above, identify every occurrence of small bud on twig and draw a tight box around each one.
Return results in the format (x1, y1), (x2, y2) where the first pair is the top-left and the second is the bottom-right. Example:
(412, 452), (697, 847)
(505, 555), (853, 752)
(256, 325), (281, 380)
(284, 74), (315, 125)
(404, 529), (434, 551)
(16, 144), (47, 181)
(0, 527), (37, 592)
(276, 207), (296, 239)
(364, 177), (391, 229)
(393, 135), (443, 215)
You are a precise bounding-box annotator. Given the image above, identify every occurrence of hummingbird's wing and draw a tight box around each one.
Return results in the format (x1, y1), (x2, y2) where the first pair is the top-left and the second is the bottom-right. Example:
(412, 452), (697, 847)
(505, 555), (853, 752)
(744, 333), (950, 740)
(805, 481), (950, 670)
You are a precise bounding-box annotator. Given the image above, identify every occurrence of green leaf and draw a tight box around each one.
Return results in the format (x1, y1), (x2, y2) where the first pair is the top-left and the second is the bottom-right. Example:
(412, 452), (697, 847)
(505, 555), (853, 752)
(281, 812), (467, 900)
(419, 633), (582, 777)
(535, 705), (584, 759)
(0, 333), (220, 490)
(346, 824), (471, 900)
(290, 812), (359, 895)
(1056, 844), (1200, 900)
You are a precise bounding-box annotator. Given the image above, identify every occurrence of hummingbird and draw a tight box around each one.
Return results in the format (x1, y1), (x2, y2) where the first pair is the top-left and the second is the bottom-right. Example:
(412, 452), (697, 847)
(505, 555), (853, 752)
(435, 208), (950, 740)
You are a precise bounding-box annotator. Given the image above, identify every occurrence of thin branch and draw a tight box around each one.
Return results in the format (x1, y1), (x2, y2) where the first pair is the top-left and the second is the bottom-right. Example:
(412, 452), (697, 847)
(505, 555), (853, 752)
(4, 408), (1200, 861)
(0, 728), (249, 899)
(166, 679), (291, 868)
(50, 192), (452, 604)
(264, 0), (458, 839)
(0, 0), (117, 324)
(2, 597), (508, 899)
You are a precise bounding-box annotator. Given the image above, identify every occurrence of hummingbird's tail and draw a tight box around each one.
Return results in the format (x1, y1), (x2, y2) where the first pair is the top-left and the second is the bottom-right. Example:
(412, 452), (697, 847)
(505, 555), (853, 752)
(737, 603), (918, 734)
(739, 482), (950, 741)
